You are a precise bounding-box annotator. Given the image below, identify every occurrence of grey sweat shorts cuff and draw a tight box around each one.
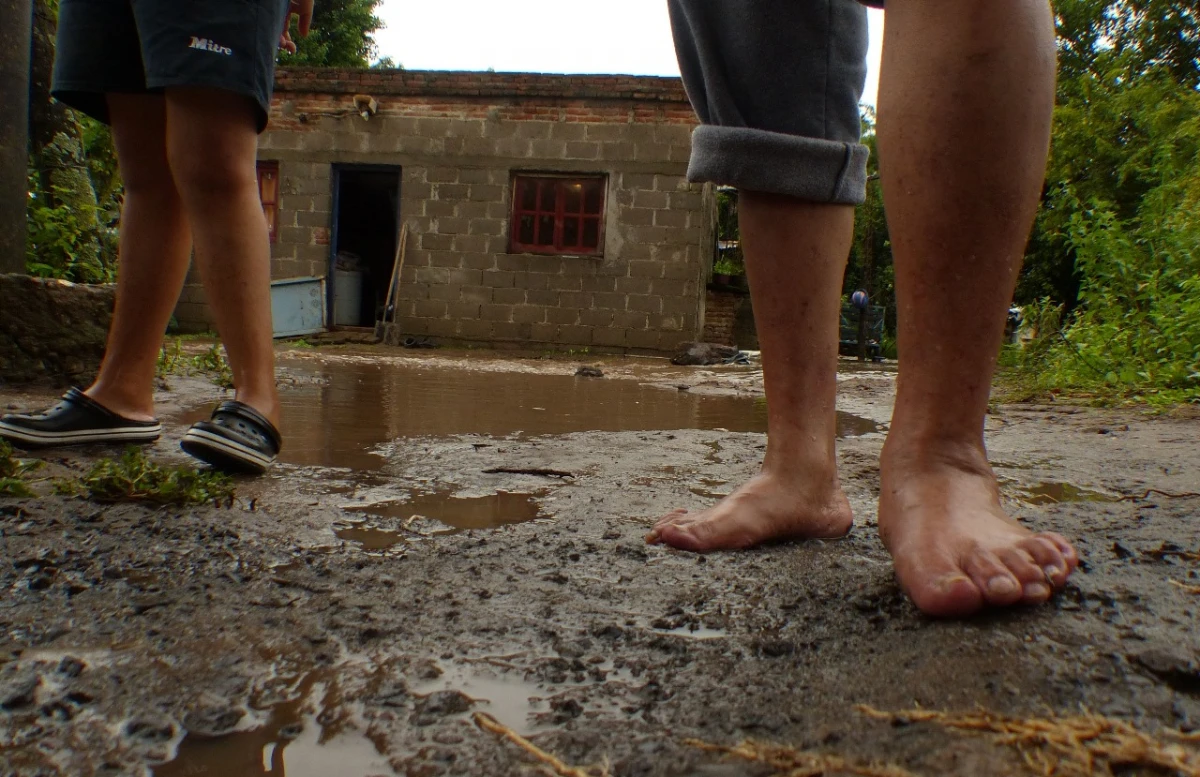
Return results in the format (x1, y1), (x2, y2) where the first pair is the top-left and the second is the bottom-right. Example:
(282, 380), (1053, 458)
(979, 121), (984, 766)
(668, 0), (873, 205)
(689, 126), (870, 205)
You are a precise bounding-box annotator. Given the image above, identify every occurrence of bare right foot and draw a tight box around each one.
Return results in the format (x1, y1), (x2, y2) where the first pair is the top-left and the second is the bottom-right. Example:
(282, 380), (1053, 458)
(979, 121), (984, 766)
(645, 470), (854, 552)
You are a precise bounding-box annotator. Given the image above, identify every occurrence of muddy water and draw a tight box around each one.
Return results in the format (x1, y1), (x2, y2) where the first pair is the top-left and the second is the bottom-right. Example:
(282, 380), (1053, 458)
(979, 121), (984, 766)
(1018, 481), (1121, 505)
(336, 490), (546, 549)
(181, 360), (879, 471)
(155, 670), (389, 777)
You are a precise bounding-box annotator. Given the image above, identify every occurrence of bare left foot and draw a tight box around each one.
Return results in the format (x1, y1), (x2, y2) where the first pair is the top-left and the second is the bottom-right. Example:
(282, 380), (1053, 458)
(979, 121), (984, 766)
(879, 440), (1080, 617)
(646, 470), (854, 552)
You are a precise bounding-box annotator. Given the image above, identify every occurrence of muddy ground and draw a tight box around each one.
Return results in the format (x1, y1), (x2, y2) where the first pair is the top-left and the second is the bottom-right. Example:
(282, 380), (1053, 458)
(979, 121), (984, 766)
(1, 345), (1198, 777)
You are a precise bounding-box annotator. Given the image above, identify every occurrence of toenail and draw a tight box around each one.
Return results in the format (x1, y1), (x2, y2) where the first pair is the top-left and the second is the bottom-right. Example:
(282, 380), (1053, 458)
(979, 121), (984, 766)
(1025, 583), (1051, 600)
(988, 576), (1018, 596)
(1043, 565), (1062, 581)
(937, 574), (972, 592)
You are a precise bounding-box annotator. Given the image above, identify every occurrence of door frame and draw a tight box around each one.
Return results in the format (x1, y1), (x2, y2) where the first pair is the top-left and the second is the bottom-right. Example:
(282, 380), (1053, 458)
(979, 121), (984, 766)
(328, 163), (404, 328)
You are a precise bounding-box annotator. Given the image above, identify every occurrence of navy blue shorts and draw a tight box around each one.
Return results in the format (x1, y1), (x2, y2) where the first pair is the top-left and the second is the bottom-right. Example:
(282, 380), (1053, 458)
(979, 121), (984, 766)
(52, 0), (291, 132)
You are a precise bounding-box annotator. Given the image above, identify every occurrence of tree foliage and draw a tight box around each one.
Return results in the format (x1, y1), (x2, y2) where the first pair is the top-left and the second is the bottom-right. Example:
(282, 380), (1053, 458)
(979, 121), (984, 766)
(1011, 0), (1200, 402)
(278, 0), (384, 68)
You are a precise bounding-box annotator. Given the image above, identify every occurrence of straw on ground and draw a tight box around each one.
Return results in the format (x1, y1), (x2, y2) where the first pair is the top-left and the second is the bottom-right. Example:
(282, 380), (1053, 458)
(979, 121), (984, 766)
(684, 738), (919, 777)
(857, 705), (1200, 777)
(473, 712), (609, 777)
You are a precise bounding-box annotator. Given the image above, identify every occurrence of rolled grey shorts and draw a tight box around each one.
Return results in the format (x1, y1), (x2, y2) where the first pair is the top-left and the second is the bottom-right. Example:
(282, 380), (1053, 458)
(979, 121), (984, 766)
(668, 0), (878, 204)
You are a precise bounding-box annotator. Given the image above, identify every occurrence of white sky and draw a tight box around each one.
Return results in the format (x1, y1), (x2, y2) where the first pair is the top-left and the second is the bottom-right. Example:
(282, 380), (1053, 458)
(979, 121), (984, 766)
(375, 2), (886, 105)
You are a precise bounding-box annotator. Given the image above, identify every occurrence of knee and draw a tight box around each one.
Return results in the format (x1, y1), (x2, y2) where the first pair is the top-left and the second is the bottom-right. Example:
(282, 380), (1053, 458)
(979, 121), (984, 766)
(166, 141), (258, 205)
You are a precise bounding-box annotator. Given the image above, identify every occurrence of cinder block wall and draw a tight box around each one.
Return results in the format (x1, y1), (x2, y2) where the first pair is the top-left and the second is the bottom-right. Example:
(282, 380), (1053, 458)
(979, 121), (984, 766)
(174, 70), (715, 352)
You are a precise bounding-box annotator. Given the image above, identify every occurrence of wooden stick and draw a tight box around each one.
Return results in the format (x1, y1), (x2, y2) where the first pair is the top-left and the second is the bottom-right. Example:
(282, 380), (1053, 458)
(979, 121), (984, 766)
(393, 223), (417, 326)
(380, 223), (408, 328)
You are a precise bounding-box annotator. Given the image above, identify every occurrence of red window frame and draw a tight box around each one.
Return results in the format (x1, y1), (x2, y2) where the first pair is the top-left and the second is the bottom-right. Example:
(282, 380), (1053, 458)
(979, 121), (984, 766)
(510, 175), (606, 256)
(256, 161), (280, 243)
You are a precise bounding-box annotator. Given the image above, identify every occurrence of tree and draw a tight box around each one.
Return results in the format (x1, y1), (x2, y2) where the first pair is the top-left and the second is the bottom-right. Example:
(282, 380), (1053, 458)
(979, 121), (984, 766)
(1017, 0), (1200, 309)
(1, 0), (33, 274)
(278, 0), (383, 68)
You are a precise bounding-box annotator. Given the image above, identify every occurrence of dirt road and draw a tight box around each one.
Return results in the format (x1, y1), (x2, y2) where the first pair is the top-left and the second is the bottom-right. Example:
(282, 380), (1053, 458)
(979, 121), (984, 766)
(2, 347), (1198, 776)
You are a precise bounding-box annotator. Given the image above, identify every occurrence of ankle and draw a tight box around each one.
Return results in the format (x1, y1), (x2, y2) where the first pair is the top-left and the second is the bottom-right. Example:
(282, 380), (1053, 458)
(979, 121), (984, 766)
(232, 389), (280, 427)
(881, 433), (990, 476)
(85, 383), (155, 420)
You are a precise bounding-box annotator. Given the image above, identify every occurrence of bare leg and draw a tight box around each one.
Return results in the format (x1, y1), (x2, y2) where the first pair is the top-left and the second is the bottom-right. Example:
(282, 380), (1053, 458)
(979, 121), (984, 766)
(85, 95), (192, 421)
(877, 0), (1078, 616)
(648, 193), (854, 550)
(165, 87), (279, 426)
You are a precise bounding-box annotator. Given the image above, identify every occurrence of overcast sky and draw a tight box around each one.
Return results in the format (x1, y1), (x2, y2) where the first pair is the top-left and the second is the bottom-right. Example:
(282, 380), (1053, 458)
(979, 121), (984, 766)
(375, 1), (886, 105)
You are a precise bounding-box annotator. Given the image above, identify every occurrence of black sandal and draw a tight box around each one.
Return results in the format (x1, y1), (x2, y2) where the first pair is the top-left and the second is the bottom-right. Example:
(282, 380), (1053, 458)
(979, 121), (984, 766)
(180, 401), (282, 475)
(0, 388), (161, 448)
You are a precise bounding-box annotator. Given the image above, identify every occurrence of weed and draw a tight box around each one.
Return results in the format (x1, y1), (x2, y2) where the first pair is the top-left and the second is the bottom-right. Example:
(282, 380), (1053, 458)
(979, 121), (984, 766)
(0, 478), (35, 498)
(0, 441), (39, 499)
(157, 339), (235, 389)
(192, 345), (234, 389)
(156, 338), (187, 377)
(76, 447), (234, 506)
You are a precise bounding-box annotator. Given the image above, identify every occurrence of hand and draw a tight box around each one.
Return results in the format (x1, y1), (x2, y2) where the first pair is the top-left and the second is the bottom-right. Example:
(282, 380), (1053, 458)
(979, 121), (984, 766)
(280, 0), (314, 54)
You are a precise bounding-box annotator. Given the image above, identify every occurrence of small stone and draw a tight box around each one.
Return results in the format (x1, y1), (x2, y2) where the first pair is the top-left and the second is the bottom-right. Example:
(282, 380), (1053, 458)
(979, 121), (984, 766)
(416, 690), (472, 717)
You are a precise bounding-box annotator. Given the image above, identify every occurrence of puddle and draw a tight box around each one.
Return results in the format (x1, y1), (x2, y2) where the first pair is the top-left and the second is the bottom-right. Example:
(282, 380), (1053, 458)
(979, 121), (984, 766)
(334, 523), (406, 551)
(174, 360), (877, 470)
(155, 670), (389, 777)
(1017, 482), (1121, 505)
(412, 664), (542, 736)
(653, 625), (728, 640)
(343, 490), (545, 538)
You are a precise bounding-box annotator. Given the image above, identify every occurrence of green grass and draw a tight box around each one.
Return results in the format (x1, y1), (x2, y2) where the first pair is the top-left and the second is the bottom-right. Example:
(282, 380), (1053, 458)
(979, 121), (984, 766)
(67, 447), (235, 506)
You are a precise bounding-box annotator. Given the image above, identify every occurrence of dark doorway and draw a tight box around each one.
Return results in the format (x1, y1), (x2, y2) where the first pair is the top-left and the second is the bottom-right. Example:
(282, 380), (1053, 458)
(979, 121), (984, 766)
(331, 166), (401, 328)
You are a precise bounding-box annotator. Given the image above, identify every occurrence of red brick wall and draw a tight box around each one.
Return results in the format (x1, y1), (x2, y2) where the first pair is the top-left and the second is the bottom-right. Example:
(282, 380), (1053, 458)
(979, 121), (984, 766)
(274, 68), (690, 102)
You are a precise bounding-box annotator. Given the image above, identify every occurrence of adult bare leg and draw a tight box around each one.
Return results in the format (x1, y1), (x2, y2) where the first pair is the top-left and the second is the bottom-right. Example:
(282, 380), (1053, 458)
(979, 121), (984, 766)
(165, 87), (279, 426)
(876, 0), (1078, 616)
(85, 94), (192, 421)
(648, 193), (854, 550)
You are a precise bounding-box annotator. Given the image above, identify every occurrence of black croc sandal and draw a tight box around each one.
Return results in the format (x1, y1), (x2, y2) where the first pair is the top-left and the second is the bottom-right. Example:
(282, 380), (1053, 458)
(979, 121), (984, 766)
(180, 401), (282, 475)
(0, 388), (161, 448)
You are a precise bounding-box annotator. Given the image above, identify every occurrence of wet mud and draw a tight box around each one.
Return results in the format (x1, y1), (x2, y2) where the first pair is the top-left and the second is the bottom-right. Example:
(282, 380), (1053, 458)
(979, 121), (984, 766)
(1, 347), (1198, 776)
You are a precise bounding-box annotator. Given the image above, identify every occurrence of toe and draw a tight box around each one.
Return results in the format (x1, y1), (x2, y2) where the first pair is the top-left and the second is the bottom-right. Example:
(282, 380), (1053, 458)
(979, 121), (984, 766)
(1019, 536), (1069, 587)
(1039, 532), (1079, 569)
(996, 547), (1053, 604)
(657, 522), (715, 553)
(653, 509), (689, 530)
(963, 549), (1023, 607)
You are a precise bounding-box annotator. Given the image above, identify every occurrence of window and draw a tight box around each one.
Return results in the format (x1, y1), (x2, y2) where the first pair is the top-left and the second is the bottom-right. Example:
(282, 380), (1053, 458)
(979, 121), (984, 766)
(511, 175), (605, 255)
(256, 161), (280, 243)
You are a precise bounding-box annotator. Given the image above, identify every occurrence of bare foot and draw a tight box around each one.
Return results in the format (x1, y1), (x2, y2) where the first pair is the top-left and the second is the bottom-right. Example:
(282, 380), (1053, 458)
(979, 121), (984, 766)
(645, 471), (854, 551)
(879, 442), (1079, 618)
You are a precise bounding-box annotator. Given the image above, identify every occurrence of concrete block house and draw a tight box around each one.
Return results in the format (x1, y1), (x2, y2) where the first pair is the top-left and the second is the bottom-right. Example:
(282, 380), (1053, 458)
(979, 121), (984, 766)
(174, 68), (718, 352)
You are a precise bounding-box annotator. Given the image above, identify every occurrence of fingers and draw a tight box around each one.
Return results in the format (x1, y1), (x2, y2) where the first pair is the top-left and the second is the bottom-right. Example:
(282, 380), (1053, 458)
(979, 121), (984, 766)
(279, 31), (296, 54)
(297, 0), (314, 37)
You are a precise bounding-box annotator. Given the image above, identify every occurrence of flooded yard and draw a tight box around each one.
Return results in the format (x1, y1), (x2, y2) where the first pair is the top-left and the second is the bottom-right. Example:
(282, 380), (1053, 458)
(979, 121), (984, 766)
(2, 346), (1199, 776)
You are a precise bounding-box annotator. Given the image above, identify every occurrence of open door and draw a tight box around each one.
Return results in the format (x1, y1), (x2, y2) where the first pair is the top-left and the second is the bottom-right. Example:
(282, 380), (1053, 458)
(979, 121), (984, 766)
(330, 165), (402, 329)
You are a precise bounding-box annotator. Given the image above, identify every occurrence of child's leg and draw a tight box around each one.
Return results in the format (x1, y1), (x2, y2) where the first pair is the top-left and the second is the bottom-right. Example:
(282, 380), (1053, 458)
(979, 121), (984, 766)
(85, 94), (193, 421)
(164, 87), (279, 426)
(876, 0), (1077, 616)
(649, 0), (869, 550)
